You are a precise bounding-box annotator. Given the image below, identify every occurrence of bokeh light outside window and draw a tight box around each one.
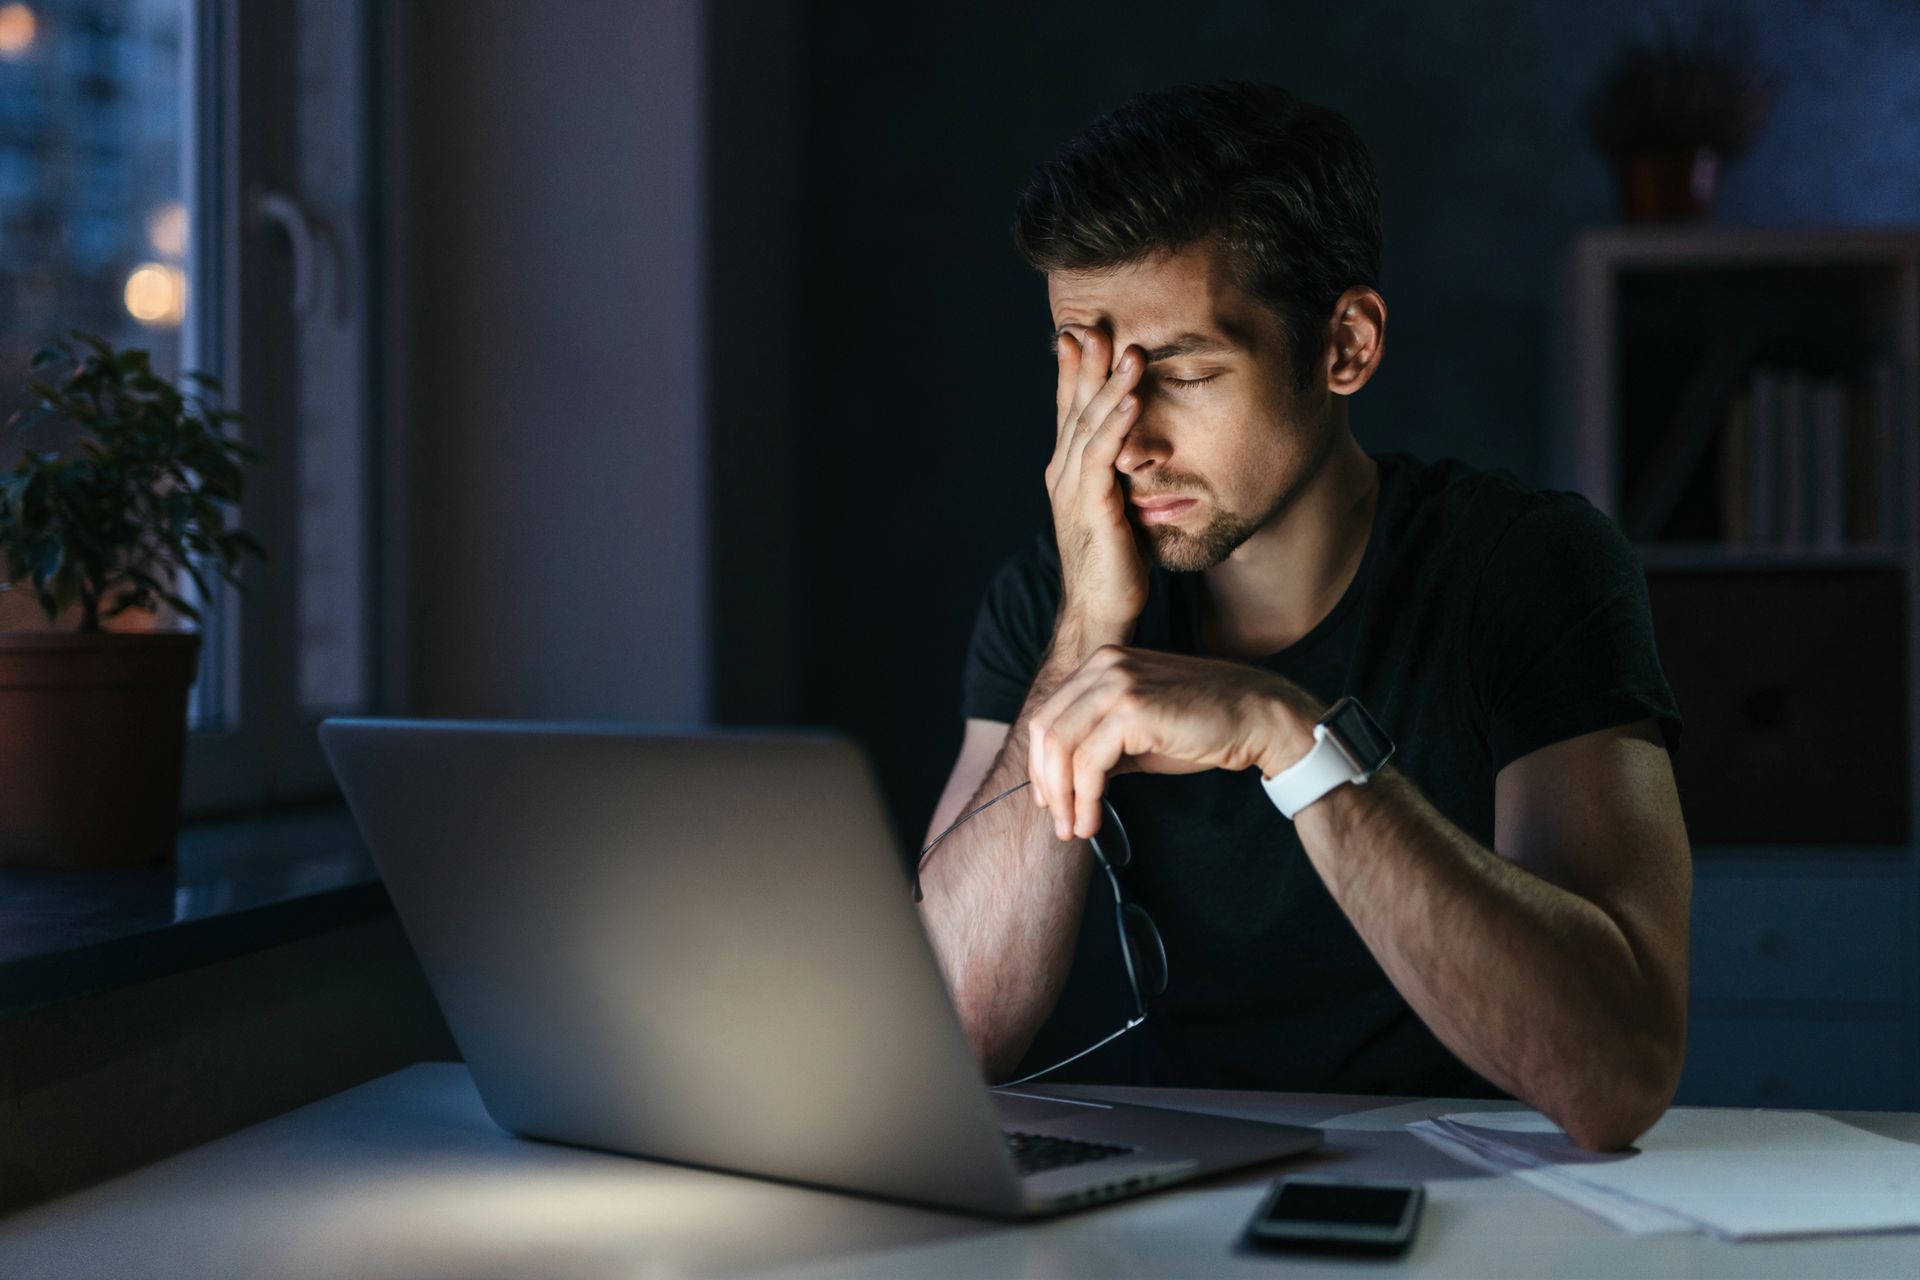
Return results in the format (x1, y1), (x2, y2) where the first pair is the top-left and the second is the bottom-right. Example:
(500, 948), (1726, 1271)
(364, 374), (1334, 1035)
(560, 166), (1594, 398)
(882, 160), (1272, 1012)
(0, 0), (217, 728)
(0, 0), (189, 404)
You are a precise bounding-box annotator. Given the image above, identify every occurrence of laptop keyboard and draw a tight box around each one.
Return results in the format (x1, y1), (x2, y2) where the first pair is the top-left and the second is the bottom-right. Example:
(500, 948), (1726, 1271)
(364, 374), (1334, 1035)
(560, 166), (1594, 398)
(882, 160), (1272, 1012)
(1003, 1130), (1136, 1176)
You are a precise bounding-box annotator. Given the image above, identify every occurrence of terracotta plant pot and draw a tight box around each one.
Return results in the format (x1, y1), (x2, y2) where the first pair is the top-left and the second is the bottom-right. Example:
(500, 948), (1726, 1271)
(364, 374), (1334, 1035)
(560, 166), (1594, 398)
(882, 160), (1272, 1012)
(1612, 146), (1723, 222)
(0, 631), (201, 867)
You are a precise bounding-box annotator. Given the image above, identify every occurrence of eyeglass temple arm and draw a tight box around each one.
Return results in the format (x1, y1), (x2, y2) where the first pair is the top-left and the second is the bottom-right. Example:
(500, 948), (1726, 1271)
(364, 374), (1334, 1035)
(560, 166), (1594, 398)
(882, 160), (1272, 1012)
(989, 1014), (1147, 1090)
(911, 779), (1034, 903)
(914, 786), (1148, 1089)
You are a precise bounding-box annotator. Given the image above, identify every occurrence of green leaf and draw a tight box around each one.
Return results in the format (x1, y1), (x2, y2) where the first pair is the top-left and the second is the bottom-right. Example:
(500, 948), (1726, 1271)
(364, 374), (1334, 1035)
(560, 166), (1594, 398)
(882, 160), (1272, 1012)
(0, 330), (261, 626)
(28, 534), (60, 583)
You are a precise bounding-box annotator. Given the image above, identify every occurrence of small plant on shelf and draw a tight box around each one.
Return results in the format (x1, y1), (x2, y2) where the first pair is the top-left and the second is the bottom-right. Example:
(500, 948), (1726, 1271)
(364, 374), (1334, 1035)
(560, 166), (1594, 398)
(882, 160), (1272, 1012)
(0, 331), (265, 631)
(0, 331), (267, 868)
(1583, 7), (1776, 222)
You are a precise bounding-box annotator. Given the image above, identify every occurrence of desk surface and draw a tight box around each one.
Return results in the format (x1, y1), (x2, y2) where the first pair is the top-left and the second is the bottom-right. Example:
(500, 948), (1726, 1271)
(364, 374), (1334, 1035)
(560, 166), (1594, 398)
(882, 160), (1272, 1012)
(1, 1063), (1917, 1278)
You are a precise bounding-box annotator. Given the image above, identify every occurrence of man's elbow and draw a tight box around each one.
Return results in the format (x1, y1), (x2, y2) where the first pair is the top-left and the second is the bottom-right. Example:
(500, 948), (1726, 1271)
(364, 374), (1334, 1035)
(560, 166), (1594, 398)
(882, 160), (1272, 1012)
(1560, 1095), (1665, 1153)
(969, 1023), (1033, 1085)
(1559, 1030), (1686, 1152)
(949, 987), (1032, 1082)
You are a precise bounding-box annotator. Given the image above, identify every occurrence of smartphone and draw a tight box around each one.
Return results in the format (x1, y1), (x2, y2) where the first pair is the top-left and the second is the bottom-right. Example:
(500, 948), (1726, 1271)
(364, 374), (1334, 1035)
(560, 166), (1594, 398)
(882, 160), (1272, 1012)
(1243, 1175), (1425, 1256)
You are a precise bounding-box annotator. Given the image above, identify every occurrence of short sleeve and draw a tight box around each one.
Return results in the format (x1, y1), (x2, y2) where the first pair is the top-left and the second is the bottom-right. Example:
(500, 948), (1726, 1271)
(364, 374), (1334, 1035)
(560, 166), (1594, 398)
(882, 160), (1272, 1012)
(959, 531), (1062, 724)
(1468, 494), (1683, 774)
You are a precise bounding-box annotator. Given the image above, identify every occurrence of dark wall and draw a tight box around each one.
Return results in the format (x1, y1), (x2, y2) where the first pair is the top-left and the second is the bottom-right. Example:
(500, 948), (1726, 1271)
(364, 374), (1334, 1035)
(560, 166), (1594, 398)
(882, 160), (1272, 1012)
(712, 0), (1920, 847)
(708, 0), (803, 725)
(406, 0), (708, 723)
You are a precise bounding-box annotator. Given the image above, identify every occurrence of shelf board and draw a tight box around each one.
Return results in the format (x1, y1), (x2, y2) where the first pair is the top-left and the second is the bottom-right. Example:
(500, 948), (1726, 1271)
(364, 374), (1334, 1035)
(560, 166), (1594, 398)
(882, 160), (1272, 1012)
(1634, 543), (1911, 572)
(1573, 225), (1920, 270)
(1691, 843), (1912, 867)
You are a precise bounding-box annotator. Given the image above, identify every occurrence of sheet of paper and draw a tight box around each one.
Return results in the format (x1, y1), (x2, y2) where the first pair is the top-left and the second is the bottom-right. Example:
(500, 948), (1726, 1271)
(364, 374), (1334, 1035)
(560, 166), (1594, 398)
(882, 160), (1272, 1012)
(1439, 1108), (1920, 1241)
(1408, 1120), (1697, 1235)
(1317, 1099), (1523, 1132)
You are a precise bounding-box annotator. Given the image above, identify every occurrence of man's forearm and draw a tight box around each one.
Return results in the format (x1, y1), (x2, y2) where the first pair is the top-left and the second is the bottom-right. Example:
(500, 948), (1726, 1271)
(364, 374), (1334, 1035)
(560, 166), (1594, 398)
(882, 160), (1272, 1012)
(918, 622), (1117, 1077)
(1292, 769), (1684, 1149)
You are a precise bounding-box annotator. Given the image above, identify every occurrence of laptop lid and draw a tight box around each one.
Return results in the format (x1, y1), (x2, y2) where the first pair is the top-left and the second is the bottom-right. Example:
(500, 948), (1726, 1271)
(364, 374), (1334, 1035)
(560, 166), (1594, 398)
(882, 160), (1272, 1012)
(319, 718), (1026, 1217)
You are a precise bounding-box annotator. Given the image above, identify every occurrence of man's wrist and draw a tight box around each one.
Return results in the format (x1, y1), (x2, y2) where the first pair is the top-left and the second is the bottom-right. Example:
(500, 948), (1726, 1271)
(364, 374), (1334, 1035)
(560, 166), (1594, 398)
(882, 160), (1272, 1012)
(1023, 615), (1127, 720)
(1050, 609), (1133, 667)
(1255, 691), (1322, 781)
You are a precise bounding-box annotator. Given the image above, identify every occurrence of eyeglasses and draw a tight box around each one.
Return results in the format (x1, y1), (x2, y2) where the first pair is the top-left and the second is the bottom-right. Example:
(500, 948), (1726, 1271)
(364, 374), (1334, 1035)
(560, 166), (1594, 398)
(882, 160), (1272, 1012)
(913, 779), (1167, 1088)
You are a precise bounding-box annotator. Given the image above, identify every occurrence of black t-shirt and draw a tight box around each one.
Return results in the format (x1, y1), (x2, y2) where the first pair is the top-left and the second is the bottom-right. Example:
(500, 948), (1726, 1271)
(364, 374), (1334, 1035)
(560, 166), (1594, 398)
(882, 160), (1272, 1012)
(958, 450), (1683, 1097)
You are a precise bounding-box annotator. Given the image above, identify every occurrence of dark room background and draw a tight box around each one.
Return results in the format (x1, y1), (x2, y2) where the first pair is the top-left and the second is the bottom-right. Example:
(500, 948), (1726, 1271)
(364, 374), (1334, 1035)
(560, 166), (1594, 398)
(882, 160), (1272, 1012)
(12, 0), (1920, 1219)
(390, 0), (1920, 1106)
(707, 0), (1920, 843)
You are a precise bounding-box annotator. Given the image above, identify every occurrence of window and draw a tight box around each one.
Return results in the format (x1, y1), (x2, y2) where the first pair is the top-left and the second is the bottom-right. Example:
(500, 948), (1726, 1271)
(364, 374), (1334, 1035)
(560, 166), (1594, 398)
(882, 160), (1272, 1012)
(0, 0), (382, 813)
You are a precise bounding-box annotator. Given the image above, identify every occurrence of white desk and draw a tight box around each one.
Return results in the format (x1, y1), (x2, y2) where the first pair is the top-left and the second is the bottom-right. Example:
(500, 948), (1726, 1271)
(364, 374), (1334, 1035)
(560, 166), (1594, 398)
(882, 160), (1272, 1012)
(2, 1063), (1916, 1278)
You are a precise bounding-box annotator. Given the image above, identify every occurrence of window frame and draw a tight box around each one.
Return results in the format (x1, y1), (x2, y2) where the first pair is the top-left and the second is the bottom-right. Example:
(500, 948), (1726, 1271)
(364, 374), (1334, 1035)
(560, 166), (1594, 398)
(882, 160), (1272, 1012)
(178, 0), (390, 814)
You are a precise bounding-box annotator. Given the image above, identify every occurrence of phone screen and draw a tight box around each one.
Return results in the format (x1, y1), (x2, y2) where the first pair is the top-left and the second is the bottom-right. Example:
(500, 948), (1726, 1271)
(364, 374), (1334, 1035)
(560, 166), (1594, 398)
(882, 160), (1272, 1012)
(1260, 1181), (1414, 1226)
(1247, 1178), (1423, 1255)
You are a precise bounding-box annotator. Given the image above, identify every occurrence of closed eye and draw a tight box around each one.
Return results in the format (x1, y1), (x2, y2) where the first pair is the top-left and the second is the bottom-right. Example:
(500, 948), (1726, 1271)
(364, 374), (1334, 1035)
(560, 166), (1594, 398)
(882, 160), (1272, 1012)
(1161, 374), (1219, 390)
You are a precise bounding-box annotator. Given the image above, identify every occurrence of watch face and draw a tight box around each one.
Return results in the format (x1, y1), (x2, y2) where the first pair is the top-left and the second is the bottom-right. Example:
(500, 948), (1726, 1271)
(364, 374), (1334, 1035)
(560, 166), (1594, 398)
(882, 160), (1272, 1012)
(1322, 697), (1395, 774)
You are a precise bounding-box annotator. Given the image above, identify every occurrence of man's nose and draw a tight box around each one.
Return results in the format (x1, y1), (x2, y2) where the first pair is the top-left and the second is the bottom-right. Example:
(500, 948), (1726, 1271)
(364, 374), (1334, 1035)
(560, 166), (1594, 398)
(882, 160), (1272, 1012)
(1115, 421), (1168, 474)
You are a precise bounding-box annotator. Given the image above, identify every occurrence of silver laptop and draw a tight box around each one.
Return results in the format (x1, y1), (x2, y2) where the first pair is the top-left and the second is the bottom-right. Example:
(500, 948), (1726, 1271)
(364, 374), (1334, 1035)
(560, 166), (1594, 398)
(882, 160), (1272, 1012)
(318, 718), (1321, 1218)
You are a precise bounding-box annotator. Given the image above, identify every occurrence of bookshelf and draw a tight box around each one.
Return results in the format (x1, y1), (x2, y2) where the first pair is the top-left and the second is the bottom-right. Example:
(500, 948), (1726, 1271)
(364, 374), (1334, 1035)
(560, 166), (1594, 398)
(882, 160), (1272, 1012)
(1550, 226), (1920, 1111)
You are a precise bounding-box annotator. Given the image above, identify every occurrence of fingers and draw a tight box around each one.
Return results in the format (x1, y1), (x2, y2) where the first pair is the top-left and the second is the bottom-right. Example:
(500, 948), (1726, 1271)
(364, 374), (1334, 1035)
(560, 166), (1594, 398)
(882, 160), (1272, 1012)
(1073, 328), (1110, 426)
(1049, 325), (1143, 476)
(1028, 647), (1129, 841)
(1069, 352), (1141, 480)
(1032, 681), (1123, 840)
(1055, 333), (1080, 443)
(1057, 684), (1132, 841)
(1072, 716), (1132, 840)
(1067, 345), (1136, 485)
(1061, 329), (1130, 441)
(1032, 685), (1133, 843)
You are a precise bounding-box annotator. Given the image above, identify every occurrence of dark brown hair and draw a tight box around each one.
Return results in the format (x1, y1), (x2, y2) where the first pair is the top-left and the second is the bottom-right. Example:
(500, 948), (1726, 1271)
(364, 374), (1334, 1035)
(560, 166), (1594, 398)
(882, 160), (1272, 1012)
(1014, 81), (1383, 395)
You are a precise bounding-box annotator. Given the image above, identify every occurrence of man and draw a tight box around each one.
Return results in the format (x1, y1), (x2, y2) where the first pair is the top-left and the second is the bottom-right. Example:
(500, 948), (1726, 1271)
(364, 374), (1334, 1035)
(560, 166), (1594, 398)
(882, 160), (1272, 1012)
(914, 82), (1690, 1152)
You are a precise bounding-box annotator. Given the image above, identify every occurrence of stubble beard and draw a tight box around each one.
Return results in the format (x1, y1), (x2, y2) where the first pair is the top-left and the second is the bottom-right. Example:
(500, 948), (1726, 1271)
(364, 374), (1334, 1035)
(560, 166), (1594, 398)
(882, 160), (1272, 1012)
(1135, 504), (1260, 573)
(1140, 408), (1343, 572)
(1132, 438), (1322, 573)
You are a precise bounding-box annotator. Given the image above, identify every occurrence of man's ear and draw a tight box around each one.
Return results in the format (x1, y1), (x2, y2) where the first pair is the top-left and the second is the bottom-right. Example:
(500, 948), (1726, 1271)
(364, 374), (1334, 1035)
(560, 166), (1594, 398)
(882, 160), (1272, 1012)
(1325, 287), (1386, 397)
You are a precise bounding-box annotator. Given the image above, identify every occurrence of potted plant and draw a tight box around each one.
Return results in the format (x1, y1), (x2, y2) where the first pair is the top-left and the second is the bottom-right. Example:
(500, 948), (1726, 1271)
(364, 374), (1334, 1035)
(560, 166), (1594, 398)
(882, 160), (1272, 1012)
(0, 332), (265, 867)
(1583, 9), (1776, 223)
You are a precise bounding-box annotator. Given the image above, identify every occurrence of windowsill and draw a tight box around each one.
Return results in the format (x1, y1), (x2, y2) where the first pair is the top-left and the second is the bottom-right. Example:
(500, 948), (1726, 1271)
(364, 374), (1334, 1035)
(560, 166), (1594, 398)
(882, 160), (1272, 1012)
(0, 803), (389, 1017)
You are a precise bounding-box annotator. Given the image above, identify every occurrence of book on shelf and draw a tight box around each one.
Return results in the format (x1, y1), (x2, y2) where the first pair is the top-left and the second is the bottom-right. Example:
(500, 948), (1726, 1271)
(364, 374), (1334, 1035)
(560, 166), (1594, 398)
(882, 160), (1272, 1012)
(1811, 377), (1848, 551)
(1709, 360), (1906, 551)
(1778, 370), (1808, 545)
(1874, 359), (1907, 547)
(1718, 384), (1751, 542)
(1848, 381), (1880, 544)
(1745, 368), (1776, 543)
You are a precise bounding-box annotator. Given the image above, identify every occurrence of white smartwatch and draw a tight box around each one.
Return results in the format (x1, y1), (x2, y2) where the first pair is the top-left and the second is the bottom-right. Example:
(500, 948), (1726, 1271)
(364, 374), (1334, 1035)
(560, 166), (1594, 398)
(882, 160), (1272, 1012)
(1260, 696), (1395, 820)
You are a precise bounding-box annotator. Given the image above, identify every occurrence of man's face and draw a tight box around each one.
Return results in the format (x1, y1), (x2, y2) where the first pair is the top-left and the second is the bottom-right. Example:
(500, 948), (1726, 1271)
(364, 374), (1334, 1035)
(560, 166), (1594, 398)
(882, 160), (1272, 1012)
(1047, 240), (1331, 572)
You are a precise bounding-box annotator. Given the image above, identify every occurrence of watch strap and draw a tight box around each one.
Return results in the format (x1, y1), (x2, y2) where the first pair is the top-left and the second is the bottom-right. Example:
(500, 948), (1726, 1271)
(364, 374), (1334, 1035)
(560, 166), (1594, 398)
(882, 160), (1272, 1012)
(1260, 723), (1363, 820)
